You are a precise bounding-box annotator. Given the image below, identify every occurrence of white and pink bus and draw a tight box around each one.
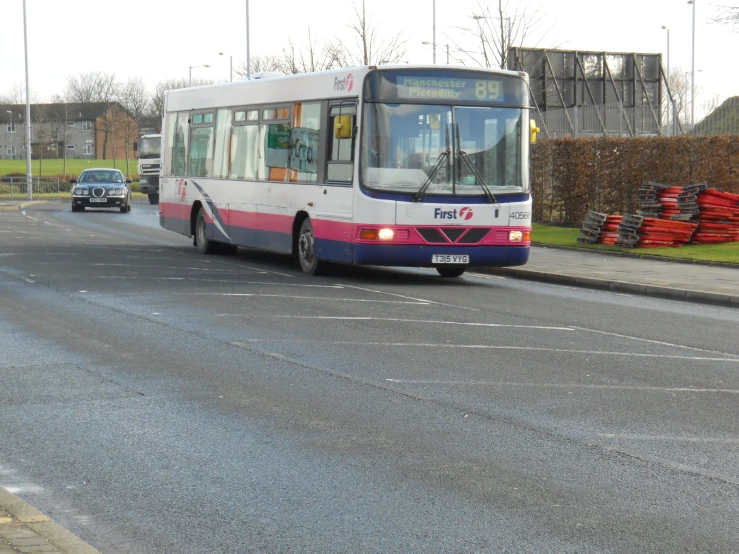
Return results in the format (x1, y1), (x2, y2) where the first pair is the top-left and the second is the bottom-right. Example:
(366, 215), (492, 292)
(159, 65), (535, 277)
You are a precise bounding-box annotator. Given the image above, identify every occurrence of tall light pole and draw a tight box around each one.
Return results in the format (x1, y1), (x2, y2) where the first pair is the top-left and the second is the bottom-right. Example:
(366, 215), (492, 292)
(5, 111), (12, 160)
(688, 0), (696, 126)
(219, 52), (233, 82)
(423, 40), (449, 64)
(188, 64), (210, 87)
(23, 0), (32, 201)
(245, 0), (251, 78)
(661, 26), (671, 134)
(432, 0), (436, 64)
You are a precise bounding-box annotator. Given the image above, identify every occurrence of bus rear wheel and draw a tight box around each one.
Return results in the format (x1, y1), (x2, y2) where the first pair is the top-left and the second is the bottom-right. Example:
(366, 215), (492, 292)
(297, 218), (323, 275)
(195, 207), (219, 254)
(436, 267), (466, 278)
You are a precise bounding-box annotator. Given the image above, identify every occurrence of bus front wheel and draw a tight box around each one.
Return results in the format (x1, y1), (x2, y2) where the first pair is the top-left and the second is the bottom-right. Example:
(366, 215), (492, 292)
(436, 267), (466, 278)
(297, 218), (323, 275)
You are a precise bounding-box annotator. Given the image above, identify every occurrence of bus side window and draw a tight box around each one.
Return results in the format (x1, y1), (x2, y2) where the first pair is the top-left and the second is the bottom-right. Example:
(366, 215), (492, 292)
(188, 111), (215, 178)
(326, 103), (356, 183)
(172, 112), (189, 177)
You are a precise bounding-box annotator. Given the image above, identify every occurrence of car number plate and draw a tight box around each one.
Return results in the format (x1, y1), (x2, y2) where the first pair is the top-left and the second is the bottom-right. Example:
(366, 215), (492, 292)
(90, 198), (107, 203)
(432, 254), (469, 264)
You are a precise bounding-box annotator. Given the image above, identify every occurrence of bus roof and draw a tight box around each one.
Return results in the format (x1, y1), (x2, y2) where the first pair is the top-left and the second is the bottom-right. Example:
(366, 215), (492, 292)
(164, 65), (528, 113)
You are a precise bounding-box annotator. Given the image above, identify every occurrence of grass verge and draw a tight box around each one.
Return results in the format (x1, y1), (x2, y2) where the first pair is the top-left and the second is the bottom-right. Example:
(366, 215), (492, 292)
(0, 159), (139, 177)
(532, 223), (739, 264)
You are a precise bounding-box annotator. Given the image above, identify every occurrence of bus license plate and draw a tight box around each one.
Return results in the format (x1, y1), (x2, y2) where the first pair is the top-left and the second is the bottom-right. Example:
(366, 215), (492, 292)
(432, 254), (469, 264)
(90, 198), (107, 203)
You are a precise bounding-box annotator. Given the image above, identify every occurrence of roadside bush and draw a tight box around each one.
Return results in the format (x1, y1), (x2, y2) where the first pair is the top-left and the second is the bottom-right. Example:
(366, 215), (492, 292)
(532, 135), (739, 225)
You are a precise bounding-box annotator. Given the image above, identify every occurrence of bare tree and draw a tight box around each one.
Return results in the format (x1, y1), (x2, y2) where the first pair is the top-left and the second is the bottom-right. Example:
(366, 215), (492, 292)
(278, 28), (342, 74)
(119, 77), (150, 120)
(33, 104), (50, 176)
(666, 69), (698, 126)
(65, 71), (119, 104)
(119, 109), (139, 176)
(0, 82), (40, 104)
(451, 0), (550, 69)
(332, 0), (407, 66)
(712, 4), (739, 30)
(234, 55), (284, 79)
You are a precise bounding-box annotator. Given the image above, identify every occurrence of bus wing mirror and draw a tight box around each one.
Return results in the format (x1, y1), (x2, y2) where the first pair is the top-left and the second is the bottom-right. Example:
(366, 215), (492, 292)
(530, 119), (541, 144)
(334, 115), (354, 140)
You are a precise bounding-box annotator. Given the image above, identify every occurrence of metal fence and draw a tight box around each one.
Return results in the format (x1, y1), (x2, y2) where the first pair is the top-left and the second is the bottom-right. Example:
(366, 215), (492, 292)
(534, 102), (739, 138)
(0, 177), (69, 200)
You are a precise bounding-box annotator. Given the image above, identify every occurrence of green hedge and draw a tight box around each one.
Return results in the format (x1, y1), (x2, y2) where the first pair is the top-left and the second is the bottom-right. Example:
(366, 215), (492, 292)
(531, 135), (739, 225)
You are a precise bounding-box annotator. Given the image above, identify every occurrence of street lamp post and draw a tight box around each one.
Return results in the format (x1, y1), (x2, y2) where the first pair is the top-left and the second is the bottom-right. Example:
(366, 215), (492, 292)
(219, 52), (233, 82)
(432, 0), (436, 64)
(188, 64), (210, 87)
(245, 0), (251, 78)
(688, 0), (696, 125)
(423, 40), (449, 64)
(22, 0), (32, 200)
(661, 25), (671, 134)
(5, 111), (12, 160)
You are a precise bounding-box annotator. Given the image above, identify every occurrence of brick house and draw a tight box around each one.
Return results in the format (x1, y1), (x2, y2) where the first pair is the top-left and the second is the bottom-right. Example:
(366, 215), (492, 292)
(0, 102), (139, 161)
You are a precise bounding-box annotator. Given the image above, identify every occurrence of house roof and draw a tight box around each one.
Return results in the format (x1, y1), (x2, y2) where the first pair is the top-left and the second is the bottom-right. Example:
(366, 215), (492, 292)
(0, 102), (129, 124)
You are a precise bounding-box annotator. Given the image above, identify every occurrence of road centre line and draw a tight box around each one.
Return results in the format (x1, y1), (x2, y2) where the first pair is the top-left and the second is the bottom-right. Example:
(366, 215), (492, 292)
(232, 340), (739, 362)
(210, 258), (294, 277)
(347, 284), (736, 357)
(223, 315), (572, 330)
(383, 379), (739, 394)
(90, 278), (343, 288)
(194, 294), (429, 304)
(341, 284), (479, 311)
(598, 434), (739, 443)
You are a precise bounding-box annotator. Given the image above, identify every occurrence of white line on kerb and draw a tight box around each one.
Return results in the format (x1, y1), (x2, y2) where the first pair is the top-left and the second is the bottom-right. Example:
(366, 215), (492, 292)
(383, 379), (739, 394)
(233, 339), (739, 362)
(226, 315), (573, 330)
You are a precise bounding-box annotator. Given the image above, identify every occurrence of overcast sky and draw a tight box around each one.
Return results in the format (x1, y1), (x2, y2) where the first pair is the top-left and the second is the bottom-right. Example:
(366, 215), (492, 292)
(1, 0), (735, 119)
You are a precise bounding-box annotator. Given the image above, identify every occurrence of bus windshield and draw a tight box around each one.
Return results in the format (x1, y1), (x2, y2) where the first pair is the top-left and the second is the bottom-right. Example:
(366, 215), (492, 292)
(361, 103), (523, 196)
(139, 137), (161, 159)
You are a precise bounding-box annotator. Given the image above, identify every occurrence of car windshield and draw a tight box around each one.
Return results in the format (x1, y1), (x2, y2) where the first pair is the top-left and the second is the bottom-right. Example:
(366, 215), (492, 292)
(361, 103), (523, 196)
(79, 171), (123, 183)
(139, 137), (161, 158)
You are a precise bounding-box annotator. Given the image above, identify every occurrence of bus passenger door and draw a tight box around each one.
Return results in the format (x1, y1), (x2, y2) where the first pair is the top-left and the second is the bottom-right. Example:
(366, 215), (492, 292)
(312, 101), (356, 263)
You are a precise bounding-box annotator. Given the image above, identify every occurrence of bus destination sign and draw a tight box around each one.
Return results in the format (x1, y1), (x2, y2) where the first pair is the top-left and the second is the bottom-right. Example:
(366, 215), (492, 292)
(364, 69), (527, 106)
(398, 77), (504, 102)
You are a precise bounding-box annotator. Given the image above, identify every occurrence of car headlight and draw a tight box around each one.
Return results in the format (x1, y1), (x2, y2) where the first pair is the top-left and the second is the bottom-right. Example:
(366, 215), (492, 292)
(74, 187), (82, 195)
(115, 188), (124, 195)
(81, 188), (89, 195)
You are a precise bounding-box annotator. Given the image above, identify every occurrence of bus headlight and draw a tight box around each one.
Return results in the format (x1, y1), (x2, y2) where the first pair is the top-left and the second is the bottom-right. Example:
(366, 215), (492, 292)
(378, 228), (395, 241)
(509, 230), (524, 242)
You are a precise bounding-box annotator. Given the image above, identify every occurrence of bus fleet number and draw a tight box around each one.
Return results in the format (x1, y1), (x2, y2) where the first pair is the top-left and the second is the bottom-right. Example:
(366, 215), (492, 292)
(510, 211), (531, 220)
(475, 81), (502, 101)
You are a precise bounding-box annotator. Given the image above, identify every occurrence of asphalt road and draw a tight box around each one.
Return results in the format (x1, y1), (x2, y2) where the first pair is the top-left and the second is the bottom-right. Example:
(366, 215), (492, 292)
(1, 203), (737, 553)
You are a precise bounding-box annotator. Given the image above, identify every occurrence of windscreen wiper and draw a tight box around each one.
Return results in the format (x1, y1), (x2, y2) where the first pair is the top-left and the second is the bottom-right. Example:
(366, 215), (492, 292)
(413, 126), (451, 203)
(455, 124), (496, 204)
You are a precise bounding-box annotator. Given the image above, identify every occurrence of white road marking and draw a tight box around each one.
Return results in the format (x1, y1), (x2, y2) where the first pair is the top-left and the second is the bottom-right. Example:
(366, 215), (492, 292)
(203, 294), (430, 304)
(78, 290), (87, 293)
(211, 258), (294, 277)
(574, 326), (735, 355)
(383, 379), (739, 393)
(231, 315), (572, 330)
(233, 339), (739, 362)
(342, 284), (475, 311)
(598, 434), (739, 443)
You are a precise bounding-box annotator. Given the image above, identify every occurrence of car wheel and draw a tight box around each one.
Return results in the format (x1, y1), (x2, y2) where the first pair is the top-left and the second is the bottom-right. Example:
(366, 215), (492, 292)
(71, 205), (78, 212)
(195, 206), (219, 254)
(120, 205), (128, 213)
(297, 218), (323, 275)
(436, 267), (466, 278)
(148, 194), (159, 205)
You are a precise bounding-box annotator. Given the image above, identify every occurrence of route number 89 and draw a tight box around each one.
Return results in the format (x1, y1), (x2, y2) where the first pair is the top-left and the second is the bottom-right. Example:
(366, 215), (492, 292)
(475, 80), (502, 100)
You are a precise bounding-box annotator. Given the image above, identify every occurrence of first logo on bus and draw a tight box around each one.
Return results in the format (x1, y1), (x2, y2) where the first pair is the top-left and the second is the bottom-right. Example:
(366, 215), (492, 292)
(334, 73), (354, 92)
